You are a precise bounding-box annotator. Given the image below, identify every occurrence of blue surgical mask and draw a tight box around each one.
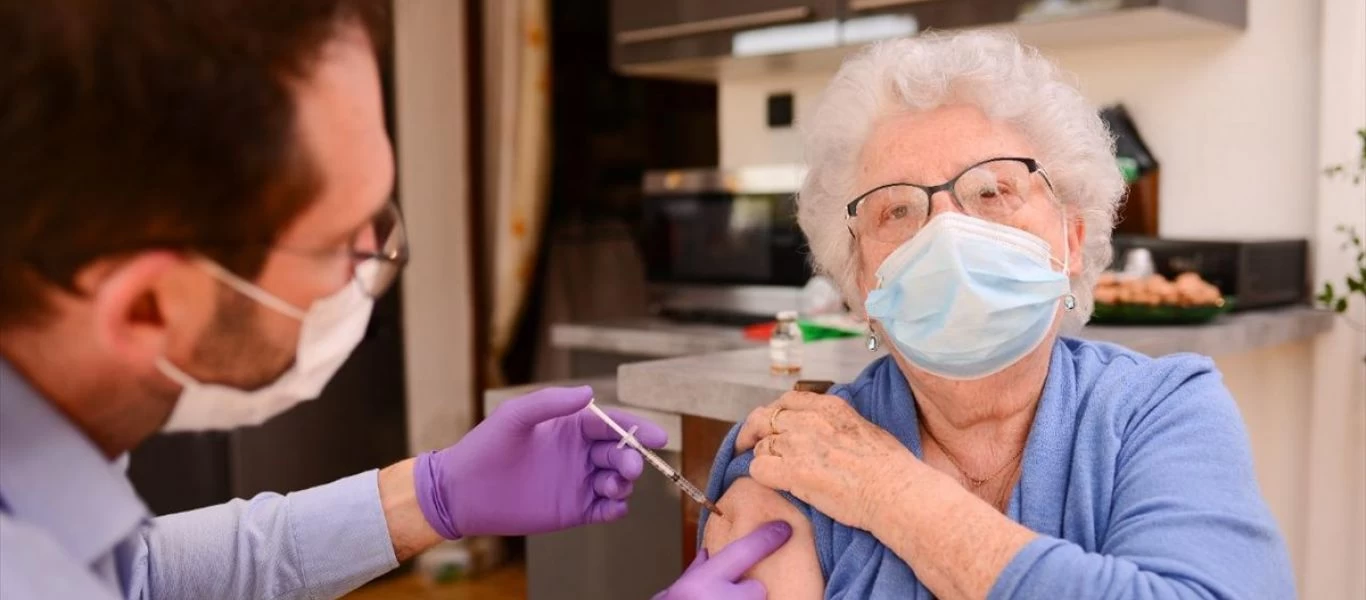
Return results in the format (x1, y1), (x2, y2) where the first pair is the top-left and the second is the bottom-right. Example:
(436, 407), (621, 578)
(864, 212), (1071, 380)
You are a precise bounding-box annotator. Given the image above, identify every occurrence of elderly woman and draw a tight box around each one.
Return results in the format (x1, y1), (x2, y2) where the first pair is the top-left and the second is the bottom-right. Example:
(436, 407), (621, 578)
(698, 32), (1293, 599)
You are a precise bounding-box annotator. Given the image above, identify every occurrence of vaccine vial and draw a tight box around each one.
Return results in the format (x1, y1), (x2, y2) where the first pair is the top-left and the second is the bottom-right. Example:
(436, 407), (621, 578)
(769, 311), (804, 375)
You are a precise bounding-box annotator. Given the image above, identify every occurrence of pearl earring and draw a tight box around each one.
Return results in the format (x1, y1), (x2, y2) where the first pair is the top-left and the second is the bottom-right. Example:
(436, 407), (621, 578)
(1063, 293), (1077, 310)
(866, 329), (880, 352)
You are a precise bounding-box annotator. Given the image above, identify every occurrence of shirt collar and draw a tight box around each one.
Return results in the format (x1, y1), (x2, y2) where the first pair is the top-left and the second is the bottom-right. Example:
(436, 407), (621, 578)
(0, 359), (151, 566)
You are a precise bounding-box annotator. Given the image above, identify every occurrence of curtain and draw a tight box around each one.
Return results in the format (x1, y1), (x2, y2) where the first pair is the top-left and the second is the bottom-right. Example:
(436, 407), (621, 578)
(482, 0), (553, 388)
(532, 221), (653, 382)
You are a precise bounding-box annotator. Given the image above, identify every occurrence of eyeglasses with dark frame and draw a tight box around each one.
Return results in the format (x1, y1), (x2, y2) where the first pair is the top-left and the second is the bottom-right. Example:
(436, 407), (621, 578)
(844, 157), (1054, 245)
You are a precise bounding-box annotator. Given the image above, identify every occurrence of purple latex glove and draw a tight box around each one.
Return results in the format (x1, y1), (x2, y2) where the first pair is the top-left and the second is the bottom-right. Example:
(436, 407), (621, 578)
(653, 521), (793, 600)
(413, 386), (667, 539)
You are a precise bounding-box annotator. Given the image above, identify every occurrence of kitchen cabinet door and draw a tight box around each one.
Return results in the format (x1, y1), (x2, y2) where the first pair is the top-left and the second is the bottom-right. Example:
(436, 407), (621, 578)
(613, 0), (840, 72)
(613, 0), (1247, 81)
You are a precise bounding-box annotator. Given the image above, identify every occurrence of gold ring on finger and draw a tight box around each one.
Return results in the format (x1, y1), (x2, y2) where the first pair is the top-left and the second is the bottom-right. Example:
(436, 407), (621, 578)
(769, 407), (786, 435)
(761, 436), (782, 458)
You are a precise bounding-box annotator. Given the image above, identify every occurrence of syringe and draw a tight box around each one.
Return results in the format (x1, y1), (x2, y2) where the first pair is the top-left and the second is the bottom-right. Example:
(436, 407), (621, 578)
(586, 400), (724, 518)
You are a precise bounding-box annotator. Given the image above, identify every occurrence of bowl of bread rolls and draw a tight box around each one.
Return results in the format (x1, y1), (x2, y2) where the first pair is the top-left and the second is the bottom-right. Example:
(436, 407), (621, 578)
(1091, 271), (1232, 325)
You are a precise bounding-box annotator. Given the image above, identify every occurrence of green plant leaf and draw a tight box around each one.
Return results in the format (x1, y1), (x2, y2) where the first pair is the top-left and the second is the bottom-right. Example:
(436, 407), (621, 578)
(1335, 298), (1349, 313)
(1349, 276), (1364, 294)
(1318, 282), (1336, 305)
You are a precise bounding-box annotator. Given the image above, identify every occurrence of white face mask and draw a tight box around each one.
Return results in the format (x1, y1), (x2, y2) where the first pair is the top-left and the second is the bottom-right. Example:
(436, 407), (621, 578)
(157, 258), (374, 431)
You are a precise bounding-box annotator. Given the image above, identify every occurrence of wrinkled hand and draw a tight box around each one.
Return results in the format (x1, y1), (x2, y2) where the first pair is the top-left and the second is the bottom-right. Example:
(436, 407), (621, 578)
(736, 392), (912, 530)
(653, 521), (793, 600)
(414, 386), (667, 538)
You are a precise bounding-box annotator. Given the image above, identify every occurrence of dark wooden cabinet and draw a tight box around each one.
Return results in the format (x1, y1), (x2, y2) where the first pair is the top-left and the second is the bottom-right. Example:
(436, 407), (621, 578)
(612, 0), (840, 74)
(843, 0), (1245, 32)
(680, 415), (736, 565)
(611, 0), (1247, 81)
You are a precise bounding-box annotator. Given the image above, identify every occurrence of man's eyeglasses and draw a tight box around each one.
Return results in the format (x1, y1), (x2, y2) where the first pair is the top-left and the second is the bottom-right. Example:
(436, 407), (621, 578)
(23, 201), (410, 299)
(331, 200), (409, 298)
(845, 157), (1054, 245)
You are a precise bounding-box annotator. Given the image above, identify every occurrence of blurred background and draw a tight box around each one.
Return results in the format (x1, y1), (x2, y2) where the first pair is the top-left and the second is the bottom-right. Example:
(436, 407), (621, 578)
(126, 0), (1366, 598)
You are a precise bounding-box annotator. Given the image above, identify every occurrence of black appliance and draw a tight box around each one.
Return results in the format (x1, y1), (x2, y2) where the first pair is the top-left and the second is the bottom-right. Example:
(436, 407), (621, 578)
(638, 166), (812, 322)
(1110, 236), (1310, 310)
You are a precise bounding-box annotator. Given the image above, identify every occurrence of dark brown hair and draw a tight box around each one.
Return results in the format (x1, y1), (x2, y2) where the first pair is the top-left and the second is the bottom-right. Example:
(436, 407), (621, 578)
(0, 0), (390, 329)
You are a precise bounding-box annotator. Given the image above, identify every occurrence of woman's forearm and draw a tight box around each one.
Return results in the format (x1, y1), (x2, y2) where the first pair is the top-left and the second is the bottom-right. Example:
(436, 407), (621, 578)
(869, 459), (1037, 600)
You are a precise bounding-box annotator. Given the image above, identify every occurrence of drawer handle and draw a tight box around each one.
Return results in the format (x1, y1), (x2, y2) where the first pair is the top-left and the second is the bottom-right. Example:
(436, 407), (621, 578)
(848, 0), (937, 11)
(616, 6), (813, 45)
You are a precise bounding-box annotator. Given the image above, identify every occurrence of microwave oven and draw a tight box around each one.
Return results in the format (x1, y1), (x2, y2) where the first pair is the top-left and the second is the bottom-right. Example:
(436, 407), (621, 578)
(1110, 236), (1309, 310)
(638, 165), (812, 321)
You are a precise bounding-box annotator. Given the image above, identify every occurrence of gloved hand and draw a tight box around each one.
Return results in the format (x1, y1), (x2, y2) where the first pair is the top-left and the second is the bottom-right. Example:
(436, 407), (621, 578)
(653, 521), (793, 599)
(413, 386), (667, 538)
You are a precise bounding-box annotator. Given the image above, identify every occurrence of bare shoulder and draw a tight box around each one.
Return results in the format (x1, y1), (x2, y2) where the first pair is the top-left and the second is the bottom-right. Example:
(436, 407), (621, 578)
(702, 477), (825, 600)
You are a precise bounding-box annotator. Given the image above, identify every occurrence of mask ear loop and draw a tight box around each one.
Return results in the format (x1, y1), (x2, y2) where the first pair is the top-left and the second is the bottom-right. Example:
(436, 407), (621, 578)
(1036, 165), (1077, 310)
(155, 356), (198, 388)
(195, 257), (307, 320)
(154, 257), (310, 392)
(1059, 207), (1077, 311)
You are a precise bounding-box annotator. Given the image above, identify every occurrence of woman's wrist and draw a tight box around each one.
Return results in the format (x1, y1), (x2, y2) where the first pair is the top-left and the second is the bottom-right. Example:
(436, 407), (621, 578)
(865, 457), (1037, 599)
(861, 450), (936, 535)
(866, 453), (974, 546)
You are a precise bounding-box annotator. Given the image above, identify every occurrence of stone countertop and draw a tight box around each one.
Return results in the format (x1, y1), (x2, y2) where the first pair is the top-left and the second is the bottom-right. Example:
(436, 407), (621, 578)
(616, 307), (1337, 423)
(551, 318), (759, 358)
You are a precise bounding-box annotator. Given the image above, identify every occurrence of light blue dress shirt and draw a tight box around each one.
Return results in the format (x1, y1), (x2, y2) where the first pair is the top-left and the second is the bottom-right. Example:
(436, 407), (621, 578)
(0, 360), (399, 599)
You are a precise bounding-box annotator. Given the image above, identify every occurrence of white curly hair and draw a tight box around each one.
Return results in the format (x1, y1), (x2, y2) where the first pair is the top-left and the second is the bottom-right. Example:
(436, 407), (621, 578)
(797, 31), (1123, 330)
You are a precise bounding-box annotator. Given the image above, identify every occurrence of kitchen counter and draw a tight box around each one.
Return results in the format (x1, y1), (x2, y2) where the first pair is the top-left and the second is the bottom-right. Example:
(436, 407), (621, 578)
(616, 306), (1336, 422)
(551, 318), (758, 358)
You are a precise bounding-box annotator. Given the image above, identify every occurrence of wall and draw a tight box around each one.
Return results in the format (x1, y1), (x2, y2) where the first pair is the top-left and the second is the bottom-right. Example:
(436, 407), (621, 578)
(715, 0), (1363, 593)
(721, 1), (1321, 242)
(719, 72), (828, 168)
(1082, 0), (1328, 570)
(1305, 0), (1366, 597)
(394, 0), (479, 453)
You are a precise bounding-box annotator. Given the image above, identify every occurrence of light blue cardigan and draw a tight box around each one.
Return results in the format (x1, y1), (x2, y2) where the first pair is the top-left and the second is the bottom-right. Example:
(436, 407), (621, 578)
(701, 338), (1294, 599)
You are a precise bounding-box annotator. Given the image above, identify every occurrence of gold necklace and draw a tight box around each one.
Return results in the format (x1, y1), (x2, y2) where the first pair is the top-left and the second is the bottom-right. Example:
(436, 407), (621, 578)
(921, 424), (1025, 488)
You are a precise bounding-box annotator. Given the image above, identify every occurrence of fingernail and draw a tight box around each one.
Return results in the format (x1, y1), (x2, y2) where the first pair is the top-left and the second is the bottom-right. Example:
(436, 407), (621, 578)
(768, 521), (792, 538)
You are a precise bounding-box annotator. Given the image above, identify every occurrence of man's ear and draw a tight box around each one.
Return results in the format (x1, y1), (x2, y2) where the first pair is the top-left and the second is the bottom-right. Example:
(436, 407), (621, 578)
(87, 252), (193, 374)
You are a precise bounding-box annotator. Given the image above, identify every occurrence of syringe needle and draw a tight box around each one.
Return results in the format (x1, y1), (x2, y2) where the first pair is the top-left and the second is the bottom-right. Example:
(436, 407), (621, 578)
(586, 400), (725, 518)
